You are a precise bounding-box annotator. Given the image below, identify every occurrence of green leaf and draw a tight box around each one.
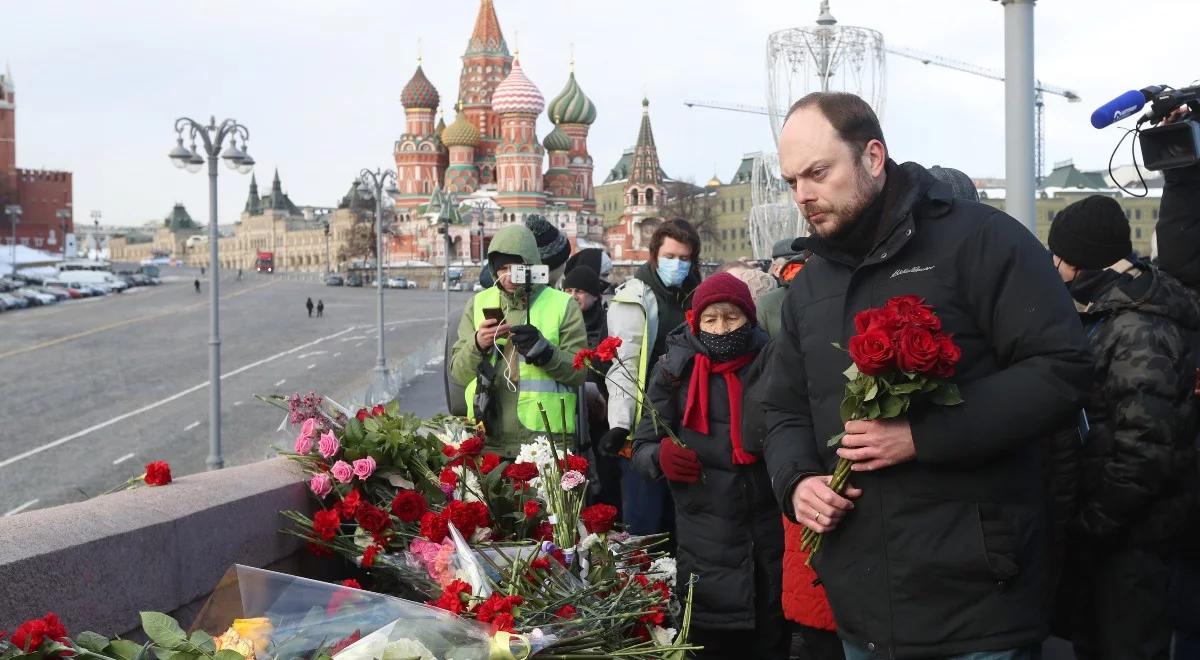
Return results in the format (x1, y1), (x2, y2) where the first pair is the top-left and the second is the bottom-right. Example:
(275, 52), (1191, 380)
(831, 342), (844, 350)
(921, 378), (940, 393)
(842, 362), (860, 380)
(140, 612), (187, 650)
(826, 430), (848, 448)
(152, 649), (175, 660)
(888, 379), (924, 395)
(75, 632), (111, 654)
(839, 394), (862, 422)
(213, 651), (246, 660)
(188, 631), (214, 656)
(930, 383), (965, 406)
(107, 640), (146, 660)
(863, 379), (879, 402)
(170, 652), (199, 660)
(863, 399), (881, 419)
(879, 393), (905, 418)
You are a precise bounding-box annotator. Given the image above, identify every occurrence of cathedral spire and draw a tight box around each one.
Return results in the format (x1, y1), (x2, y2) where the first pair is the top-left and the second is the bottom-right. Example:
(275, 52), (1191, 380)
(466, 0), (509, 57)
(629, 97), (662, 186)
(244, 173), (262, 215)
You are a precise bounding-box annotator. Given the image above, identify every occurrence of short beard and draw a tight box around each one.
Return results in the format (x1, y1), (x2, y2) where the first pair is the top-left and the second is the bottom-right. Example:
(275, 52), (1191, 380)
(805, 166), (880, 240)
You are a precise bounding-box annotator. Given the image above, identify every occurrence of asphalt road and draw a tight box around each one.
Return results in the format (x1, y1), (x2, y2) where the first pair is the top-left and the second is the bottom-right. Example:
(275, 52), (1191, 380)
(0, 266), (468, 515)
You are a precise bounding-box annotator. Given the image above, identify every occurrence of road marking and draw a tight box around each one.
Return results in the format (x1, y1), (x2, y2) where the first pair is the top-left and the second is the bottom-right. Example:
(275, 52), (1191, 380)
(306, 363), (316, 370)
(4, 499), (39, 516)
(233, 400), (243, 407)
(333, 352), (341, 358)
(0, 325), (358, 470)
(340, 335), (368, 342)
(184, 420), (200, 431)
(297, 351), (327, 359)
(355, 342), (364, 348)
(112, 452), (136, 465)
(274, 379), (286, 387)
(0, 280), (275, 361)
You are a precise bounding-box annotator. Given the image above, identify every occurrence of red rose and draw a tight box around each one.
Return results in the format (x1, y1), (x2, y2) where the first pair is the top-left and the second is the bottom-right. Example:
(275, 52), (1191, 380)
(523, 500), (540, 518)
(580, 503), (618, 534)
(390, 489), (427, 523)
(371, 404), (386, 417)
(595, 336), (623, 362)
(337, 489), (363, 518)
(932, 333), (962, 378)
(355, 408), (368, 422)
(885, 295), (924, 316)
(440, 467), (459, 487)
(895, 326), (940, 374)
(848, 328), (895, 376)
(361, 544), (381, 568)
(12, 613), (67, 653)
(855, 307), (903, 337)
(420, 511), (450, 542)
(143, 461), (172, 487)
(312, 508), (342, 541)
(457, 436), (485, 457)
(561, 455), (589, 473)
(479, 453), (501, 475)
(554, 605), (577, 619)
(573, 348), (597, 370)
(355, 502), (391, 536)
(502, 462), (538, 482)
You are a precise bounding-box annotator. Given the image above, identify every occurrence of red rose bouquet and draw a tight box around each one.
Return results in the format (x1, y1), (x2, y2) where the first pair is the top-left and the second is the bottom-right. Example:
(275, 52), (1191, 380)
(802, 295), (964, 563)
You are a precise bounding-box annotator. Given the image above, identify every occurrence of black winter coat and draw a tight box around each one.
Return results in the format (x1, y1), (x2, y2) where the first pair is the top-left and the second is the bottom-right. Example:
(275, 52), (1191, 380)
(1156, 161), (1200, 292)
(1072, 261), (1200, 544)
(761, 162), (1093, 658)
(633, 326), (784, 631)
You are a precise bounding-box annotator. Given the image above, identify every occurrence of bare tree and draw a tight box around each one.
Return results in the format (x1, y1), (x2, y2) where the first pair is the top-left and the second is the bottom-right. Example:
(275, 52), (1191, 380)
(661, 179), (720, 244)
(337, 214), (376, 265)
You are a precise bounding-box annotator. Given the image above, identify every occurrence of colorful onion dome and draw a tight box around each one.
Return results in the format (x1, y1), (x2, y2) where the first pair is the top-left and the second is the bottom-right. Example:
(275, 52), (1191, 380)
(542, 125), (572, 152)
(491, 58), (544, 116)
(401, 64), (440, 110)
(442, 107), (480, 148)
(548, 71), (597, 125)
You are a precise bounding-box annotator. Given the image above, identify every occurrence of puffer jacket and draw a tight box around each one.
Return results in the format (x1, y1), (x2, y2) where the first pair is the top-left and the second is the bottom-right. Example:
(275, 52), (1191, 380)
(632, 325), (783, 630)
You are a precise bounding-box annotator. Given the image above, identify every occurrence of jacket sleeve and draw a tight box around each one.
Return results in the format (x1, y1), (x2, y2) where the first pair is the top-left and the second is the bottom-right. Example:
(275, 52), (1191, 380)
(632, 358), (681, 481)
(1076, 318), (1188, 538)
(606, 298), (647, 431)
(761, 289), (826, 520)
(536, 296), (587, 387)
(1156, 161), (1200, 291)
(910, 211), (1093, 466)
(449, 293), (483, 386)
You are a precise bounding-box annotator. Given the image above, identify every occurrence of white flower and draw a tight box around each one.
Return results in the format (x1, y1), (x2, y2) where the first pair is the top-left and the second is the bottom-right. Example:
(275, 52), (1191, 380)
(650, 626), (677, 647)
(579, 533), (602, 551)
(560, 470), (586, 491)
(649, 556), (678, 588)
(381, 638), (435, 660)
(516, 436), (555, 468)
(452, 464), (483, 502)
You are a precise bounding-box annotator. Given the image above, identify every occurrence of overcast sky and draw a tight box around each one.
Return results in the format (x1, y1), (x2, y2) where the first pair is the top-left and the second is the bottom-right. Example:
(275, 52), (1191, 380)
(5, 0), (1196, 228)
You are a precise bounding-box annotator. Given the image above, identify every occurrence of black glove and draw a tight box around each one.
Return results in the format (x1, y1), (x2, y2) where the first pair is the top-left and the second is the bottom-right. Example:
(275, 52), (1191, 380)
(509, 324), (553, 366)
(599, 427), (630, 457)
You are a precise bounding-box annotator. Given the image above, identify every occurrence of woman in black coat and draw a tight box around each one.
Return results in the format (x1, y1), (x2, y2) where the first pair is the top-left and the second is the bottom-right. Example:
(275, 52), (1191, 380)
(632, 272), (786, 659)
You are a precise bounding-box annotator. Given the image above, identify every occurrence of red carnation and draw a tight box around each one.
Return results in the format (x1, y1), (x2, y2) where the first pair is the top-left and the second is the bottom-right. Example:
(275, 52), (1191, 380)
(429, 579), (472, 615)
(490, 613), (516, 634)
(848, 328), (895, 376)
(340, 578), (362, 589)
(932, 333), (962, 378)
(534, 521), (554, 541)
(419, 511), (450, 543)
(144, 461), (172, 487)
(502, 462), (538, 482)
(530, 556), (551, 571)
(895, 325), (940, 374)
(595, 336), (623, 362)
(361, 544), (382, 568)
(457, 436), (485, 457)
(561, 454), (589, 473)
(371, 404), (385, 417)
(355, 502), (391, 536)
(446, 500), (480, 537)
(306, 541), (332, 557)
(390, 489), (427, 523)
(479, 453), (501, 475)
(554, 605), (577, 619)
(336, 488), (363, 518)
(11, 613), (68, 653)
(467, 500), (492, 529)
(355, 408), (369, 422)
(440, 467), (459, 488)
(523, 500), (540, 518)
(573, 348), (597, 370)
(312, 508), (342, 541)
(580, 503), (619, 534)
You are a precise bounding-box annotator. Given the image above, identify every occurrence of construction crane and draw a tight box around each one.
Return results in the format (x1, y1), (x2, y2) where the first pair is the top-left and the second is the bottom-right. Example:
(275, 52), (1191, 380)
(685, 47), (1081, 184)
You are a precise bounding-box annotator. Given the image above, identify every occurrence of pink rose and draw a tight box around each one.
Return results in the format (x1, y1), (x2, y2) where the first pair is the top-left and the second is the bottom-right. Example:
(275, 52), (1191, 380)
(317, 430), (340, 459)
(330, 460), (354, 484)
(352, 457), (376, 480)
(300, 417), (318, 439)
(294, 432), (314, 455)
(310, 473), (333, 498)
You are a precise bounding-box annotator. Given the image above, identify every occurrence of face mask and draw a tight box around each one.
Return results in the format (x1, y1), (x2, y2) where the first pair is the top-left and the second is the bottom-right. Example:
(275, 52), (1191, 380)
(698, 323), (753, 362)
(656, 257), (691, 288)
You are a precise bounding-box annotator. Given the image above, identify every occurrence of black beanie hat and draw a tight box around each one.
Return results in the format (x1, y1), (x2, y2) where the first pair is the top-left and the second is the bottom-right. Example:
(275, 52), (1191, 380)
(524, 215), (571, 271)
(562, 265), (605, 299)
(487, 251), (524, 278)
(1048, 195), (1132, 270)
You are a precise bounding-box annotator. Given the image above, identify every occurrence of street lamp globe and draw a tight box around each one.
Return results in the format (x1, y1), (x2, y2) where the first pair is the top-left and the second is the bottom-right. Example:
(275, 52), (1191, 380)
(168, 137), (192, 169)
(220, 141), (244, 170)
(185, 148), (204, 174)
(236, 153), (255, 175)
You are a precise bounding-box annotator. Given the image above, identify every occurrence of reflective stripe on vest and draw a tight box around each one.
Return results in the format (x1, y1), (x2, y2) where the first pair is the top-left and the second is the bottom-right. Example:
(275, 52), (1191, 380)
(464, 287), (577, 434)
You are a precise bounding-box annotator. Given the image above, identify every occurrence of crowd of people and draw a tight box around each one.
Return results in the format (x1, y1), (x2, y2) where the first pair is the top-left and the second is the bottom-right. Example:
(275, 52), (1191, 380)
(447, 91), (1200, 660)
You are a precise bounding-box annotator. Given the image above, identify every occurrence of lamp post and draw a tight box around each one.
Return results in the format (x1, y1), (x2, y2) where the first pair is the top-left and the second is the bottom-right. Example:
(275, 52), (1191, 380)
(168, 115), (254, 471)
(91, 210), (101, 261)
(56, 208), (71, 260)
(323, 218), (331, 275)
(357, 167), (398, 405)
(5, 204), (20, 276)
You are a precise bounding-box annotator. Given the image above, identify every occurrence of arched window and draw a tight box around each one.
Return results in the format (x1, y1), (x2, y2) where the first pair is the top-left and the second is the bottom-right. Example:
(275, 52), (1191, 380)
(645, 188), (654, 205)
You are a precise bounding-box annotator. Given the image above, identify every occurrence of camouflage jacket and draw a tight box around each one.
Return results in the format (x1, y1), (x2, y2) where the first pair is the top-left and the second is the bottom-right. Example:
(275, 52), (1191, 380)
(1074, 259), (1200, 542)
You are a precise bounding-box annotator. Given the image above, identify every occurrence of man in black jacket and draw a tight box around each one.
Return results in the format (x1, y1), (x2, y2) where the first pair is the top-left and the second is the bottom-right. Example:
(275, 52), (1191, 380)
(760, 91), (1093, 659)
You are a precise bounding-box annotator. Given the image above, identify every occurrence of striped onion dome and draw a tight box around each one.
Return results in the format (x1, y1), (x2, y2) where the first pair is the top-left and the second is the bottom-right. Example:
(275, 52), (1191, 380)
(547, 71), (597, 125)
(442, 110), (480, 147)
(542, 125), (572, 152)
(401, 65), (440, 110)
(491, 58), (544, 116)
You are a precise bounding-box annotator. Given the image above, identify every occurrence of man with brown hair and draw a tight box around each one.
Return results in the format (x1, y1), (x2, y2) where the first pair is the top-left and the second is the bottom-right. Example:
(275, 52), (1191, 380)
(760, 91), (1092, 659)
(603, 218), (702, 535)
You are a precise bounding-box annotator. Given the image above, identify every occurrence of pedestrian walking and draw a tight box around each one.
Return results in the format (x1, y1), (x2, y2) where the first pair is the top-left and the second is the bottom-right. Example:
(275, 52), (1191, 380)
(760, 91), (1092, 659)
(200, 266), (205, 276)
(194, 278), (200, 294)
(316, 299), (324, 318)
(306, 297), (314, 318)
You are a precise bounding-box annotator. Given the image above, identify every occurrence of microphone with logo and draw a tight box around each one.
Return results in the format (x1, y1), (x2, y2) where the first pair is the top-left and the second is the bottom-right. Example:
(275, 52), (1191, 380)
(1089, 86), (1166, 129)
(1092, 83), (1200, 171)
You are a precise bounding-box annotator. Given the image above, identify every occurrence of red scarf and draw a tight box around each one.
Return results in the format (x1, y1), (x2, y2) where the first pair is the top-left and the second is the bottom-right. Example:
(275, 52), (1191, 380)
(682, 351), (758, 465)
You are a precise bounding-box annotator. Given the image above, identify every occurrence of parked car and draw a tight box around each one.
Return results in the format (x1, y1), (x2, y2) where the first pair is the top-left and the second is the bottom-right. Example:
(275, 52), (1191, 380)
(345, 274), (363, 287)
(39, 287), (69, 301)
(15, 288), (56, 306)
(386, 276), (409, 289)
(325, 274), (344, 286)
(0, 292), (25, 309)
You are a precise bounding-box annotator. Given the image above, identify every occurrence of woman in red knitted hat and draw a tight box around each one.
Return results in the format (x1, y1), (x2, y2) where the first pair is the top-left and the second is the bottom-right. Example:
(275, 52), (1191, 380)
(631, 272), (786, 659)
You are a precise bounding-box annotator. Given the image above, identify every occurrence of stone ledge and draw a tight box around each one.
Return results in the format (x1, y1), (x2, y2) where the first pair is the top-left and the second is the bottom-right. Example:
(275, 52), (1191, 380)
(0, 457), (314, 634)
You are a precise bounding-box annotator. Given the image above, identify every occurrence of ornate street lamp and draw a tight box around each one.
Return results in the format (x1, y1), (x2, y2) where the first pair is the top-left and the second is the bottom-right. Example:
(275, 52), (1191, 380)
(358, 168), (399, 405)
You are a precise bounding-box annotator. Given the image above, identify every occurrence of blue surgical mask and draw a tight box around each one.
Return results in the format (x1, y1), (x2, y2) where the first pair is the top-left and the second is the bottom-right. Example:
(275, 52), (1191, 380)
(656, 257), (691, 288)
